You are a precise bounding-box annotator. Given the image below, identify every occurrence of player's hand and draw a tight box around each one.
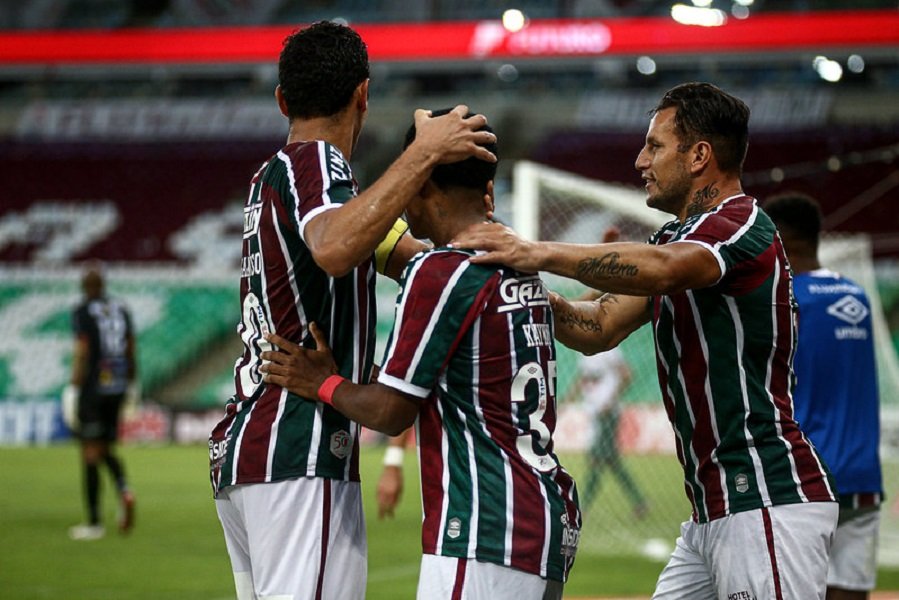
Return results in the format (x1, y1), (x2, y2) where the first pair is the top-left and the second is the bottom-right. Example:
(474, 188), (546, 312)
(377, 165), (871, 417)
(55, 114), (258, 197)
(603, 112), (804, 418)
(61, 384), (80, 431)
(376, 465), (404, 519)
(412, 105), (497, 165)
(261, 323), (338, 400)
(450, 222), (542, 272)
(123, 382), (141, 421)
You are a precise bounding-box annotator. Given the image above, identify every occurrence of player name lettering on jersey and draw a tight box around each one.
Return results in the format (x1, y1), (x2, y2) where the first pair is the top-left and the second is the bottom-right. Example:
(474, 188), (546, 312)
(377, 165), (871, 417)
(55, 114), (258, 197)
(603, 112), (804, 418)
(243, 203), (263, 239)
(241, 252), (262, 278)
(498, 275), (550, 313)
(522, 323), (552, 347)
(328, 145), (351, 182)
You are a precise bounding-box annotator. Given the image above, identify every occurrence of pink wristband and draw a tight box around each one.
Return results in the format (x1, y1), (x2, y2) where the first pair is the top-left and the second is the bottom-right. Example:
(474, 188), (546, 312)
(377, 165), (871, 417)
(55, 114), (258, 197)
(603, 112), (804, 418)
(317, 374), (346, 406)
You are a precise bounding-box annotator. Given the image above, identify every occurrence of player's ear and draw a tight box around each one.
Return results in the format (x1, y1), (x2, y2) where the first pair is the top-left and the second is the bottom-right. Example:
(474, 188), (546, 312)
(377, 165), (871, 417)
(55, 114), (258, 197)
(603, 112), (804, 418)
(275, 85), (289, 118)
(690, 140), (713, 174)
(356, 79), (369, 114)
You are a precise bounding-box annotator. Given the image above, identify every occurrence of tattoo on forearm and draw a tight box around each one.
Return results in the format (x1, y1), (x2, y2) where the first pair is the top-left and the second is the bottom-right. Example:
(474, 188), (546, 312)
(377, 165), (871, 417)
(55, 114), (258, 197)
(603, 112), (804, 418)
(575, 253), (639, 283)
(687, 183), (720, 217)
(595, 293), (620, 315)
(558, 309), (603, 333)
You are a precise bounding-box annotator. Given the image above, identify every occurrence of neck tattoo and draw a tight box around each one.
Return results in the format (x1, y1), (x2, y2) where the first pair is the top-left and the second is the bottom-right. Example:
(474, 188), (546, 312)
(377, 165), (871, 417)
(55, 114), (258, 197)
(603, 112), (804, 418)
(686, 184), (720, 217)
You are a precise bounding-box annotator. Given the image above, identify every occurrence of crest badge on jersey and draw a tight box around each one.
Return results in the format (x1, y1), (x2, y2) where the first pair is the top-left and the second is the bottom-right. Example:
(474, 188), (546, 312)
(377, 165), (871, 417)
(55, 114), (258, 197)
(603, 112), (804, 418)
(330, 429), (352, 459)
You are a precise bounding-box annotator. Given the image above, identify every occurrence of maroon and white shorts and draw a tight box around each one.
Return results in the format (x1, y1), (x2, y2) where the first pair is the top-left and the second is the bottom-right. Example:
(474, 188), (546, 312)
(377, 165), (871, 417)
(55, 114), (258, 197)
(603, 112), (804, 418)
(416, 554), (563, 600)
(216, 477), (366, 600)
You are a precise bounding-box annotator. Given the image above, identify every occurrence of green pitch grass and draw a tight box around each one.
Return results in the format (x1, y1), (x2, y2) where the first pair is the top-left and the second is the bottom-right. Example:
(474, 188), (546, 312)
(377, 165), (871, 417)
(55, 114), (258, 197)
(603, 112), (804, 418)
(1, 444), (897, 599)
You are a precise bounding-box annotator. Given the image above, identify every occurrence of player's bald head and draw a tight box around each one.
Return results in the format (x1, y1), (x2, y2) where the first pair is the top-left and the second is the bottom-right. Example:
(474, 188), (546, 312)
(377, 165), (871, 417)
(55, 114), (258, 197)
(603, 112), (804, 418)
(81, 265), (105, 299)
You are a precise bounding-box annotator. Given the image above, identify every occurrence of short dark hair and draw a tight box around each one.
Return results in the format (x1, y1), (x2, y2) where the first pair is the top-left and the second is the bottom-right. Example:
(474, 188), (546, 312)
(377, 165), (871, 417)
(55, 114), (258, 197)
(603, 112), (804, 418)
(763, 192), (822, 246)
(403, 108), (498, 193)
(653, 82), (750, 176)
(278, 21), (369, 120)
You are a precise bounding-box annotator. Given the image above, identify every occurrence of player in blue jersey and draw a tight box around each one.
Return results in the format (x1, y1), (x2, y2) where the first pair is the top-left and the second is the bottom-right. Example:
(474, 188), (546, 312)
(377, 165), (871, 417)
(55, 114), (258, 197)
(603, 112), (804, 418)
(208, 22), (496, 600)
(765, 192), (884, 600)
(63, 266), (138, 540)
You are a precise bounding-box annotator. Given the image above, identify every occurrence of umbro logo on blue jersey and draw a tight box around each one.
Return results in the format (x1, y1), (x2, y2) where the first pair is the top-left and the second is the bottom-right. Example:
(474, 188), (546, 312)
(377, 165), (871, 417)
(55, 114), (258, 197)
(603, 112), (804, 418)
(826, 295), (868, 326)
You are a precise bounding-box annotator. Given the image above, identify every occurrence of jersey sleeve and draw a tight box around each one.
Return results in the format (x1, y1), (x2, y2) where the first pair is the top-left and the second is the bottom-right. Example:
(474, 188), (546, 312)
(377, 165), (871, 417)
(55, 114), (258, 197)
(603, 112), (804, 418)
(269, 141), (356, 243)
(676, 198), (779, 294)
(378, 250), (499, 397)
(71, 306), (89, 337)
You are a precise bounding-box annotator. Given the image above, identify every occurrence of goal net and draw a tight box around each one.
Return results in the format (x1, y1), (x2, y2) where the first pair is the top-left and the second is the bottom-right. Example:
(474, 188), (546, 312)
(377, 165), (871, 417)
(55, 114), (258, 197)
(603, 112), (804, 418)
(511, 160), (899, 565)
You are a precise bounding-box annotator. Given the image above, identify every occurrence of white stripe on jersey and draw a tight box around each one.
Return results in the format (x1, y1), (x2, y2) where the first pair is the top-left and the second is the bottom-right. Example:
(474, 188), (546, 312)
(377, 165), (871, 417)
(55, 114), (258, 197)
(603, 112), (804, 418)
(459, 403), (480, 559)
(383, 256), (427, 365)
(766, 257), (835, 500)
(266, 387), (289, 482)
(306, 402), (324, 476)
(435, 399), (451, 556)
(503, 311), (517, 567)
(686, 290), (730, 512)
(655, 295), (709, 521)
(539, 478), (551, 578)
(406, 256), (471, 380)
(270, 201), (308, 332)
(230, 401), (256, 485)
(725, 295), (772, 506)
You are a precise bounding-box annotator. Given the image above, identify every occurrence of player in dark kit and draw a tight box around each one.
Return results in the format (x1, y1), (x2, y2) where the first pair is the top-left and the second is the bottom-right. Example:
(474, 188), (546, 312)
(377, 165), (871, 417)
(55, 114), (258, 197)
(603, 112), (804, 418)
(207, 22), (496, 600)
(63, 266), (138, 541)
(260, 112), (580, 600)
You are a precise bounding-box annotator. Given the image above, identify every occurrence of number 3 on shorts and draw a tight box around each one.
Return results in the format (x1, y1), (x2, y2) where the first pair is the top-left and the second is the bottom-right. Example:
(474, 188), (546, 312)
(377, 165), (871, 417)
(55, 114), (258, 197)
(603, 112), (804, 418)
(511, 360), (558, 473)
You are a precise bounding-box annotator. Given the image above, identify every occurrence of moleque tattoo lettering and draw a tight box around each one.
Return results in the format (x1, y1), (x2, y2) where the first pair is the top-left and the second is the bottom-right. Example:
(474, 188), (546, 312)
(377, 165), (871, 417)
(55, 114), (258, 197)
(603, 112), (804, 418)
(575, 253), (639, 283)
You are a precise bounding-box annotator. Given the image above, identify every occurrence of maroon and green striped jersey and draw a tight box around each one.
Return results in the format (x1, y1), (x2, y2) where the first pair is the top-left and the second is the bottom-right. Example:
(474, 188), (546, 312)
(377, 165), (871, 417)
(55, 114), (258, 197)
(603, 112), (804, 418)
(648, 194), (836, 523)
(210, 141), (376, 495)
(378, 248), (581, 582)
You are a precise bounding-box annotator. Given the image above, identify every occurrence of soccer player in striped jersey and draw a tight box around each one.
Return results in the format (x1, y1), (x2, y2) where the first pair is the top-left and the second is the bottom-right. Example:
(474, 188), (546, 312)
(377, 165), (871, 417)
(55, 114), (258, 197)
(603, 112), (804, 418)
(207, 22), (496, 600)
(260, 111), (581, 599)
(451, 82), (839, 599)
(765, 192), (883, 600)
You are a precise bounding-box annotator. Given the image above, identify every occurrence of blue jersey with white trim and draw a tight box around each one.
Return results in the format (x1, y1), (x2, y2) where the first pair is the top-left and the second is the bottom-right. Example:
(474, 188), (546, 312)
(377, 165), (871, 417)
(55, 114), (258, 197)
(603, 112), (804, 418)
(791, 269), (882, 500)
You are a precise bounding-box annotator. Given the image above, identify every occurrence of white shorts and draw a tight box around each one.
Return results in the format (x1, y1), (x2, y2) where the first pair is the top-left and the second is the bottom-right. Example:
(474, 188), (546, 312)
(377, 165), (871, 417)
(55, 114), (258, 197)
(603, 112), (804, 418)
(215, 477), (366, 600)
(652, 502), (838, 600)
(417, 554), (563, 600)
(827, 507), (880, 592)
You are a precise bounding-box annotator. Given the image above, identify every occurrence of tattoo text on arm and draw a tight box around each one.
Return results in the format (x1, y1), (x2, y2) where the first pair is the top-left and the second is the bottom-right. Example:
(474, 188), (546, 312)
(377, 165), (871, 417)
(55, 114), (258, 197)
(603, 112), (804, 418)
(575, 252), (639, 284)
(558, 308), (603, 334)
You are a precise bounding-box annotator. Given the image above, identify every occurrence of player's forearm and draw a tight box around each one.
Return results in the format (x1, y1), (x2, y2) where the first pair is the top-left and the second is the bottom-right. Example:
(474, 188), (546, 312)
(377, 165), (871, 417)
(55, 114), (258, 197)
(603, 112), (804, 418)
(540, 241), (715, 296)
(331, 381), (419, 437)
(308, 145), (438, 277)
(552, 293), (651, 354)
(552, 299), (620, 354)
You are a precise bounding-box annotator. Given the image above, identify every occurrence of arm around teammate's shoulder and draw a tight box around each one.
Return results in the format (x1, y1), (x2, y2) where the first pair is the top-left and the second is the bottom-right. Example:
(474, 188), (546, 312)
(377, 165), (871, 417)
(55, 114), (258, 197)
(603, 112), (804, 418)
(306, 106), (496, 277)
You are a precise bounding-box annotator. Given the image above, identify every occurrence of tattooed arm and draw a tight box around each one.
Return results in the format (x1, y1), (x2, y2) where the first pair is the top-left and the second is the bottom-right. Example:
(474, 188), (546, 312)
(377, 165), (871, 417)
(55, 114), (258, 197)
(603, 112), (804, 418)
(451, 222), (721, 296)
(550, 291), (651, 354)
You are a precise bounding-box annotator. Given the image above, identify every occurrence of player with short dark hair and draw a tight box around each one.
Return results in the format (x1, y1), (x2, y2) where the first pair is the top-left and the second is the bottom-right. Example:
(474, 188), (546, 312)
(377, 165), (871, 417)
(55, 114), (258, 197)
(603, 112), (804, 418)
(259, 112), (581, 600)
(64, 265), (138, 541)
(451, 82), (838, 599)
(765, 192), (884, 600)
(207, 21), (497, 600)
